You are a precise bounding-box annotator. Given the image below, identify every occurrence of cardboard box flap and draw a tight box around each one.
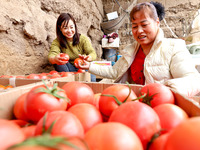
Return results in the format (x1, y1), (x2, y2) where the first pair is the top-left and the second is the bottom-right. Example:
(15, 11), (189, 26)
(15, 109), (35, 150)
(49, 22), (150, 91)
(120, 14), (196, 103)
(0, 81), (46, 119)
(172, 90), (200, 117)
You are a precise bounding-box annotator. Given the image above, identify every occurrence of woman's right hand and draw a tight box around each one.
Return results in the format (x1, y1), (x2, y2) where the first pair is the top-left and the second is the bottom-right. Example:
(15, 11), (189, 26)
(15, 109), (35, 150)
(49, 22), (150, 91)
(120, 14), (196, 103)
(50, 53), (69, 65)
(78, 60), (90, 70)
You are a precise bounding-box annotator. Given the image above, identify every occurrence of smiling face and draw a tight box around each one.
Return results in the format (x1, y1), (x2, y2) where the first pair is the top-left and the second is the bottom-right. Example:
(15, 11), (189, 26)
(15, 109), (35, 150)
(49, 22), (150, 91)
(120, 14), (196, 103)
(131, 9), (160, 49)
(60, 19), (75, 41)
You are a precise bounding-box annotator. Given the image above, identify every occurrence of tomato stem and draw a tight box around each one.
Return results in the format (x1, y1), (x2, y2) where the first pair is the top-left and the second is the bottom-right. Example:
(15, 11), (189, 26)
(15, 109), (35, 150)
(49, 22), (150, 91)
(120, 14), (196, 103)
(122, 82), (132, 103)
(36, 80), (70, 103)
(101, 94), (123, 105)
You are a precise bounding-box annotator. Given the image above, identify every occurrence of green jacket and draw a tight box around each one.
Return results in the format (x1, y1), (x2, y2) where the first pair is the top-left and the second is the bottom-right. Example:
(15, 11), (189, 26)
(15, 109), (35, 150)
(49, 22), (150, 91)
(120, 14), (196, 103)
(48, 34), (97, 64)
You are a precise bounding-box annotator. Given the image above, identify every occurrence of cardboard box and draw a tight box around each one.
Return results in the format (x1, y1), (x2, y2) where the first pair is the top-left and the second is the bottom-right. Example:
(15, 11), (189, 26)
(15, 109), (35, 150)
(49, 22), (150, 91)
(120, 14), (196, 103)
(54, 81), (200, 117)
(106, 11), (118, 21)
(102, 37), (119, 48)
(0, 81), (46, 119)
(51, 72), (91, 82)
(1, 81), (200, 120)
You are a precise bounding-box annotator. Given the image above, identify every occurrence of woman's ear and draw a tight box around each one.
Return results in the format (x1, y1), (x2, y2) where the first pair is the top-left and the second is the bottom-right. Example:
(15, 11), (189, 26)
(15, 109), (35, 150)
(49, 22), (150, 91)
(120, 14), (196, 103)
(156, 17), (160, 26)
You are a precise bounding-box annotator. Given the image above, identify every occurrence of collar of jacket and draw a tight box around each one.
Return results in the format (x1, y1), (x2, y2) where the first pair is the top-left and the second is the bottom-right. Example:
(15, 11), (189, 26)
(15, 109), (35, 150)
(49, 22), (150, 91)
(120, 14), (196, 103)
(119, 28), (165, 67)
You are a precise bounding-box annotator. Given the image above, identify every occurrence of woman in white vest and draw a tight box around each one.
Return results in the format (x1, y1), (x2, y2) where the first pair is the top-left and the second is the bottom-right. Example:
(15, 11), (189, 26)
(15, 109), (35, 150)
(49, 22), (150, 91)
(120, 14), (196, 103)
(79, 2), (200, 97)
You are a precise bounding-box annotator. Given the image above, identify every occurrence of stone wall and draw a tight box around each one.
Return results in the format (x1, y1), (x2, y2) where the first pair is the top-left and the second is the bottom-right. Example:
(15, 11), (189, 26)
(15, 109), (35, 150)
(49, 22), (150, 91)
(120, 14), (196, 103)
(0, 0), (199, 75)
(0, 0), (104, 75)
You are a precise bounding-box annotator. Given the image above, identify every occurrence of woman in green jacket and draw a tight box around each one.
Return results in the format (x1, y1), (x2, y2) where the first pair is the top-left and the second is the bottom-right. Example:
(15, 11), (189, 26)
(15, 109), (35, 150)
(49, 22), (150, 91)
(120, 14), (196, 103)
(48, 13), (97, 81)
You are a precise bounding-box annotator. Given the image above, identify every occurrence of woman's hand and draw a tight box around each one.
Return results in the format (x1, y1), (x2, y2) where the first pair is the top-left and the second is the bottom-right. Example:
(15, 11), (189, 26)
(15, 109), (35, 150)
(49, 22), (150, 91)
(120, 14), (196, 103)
(79, 54), (92, 62)
(50, 53), (69, 65)
(78, 59), (90, 70)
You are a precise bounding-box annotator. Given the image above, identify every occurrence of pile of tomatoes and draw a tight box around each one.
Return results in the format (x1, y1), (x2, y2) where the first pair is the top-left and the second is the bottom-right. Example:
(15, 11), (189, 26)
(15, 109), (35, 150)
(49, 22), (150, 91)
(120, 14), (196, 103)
(0, 81), (200, 150)
(0, 84), (13, 91)
(0, 70), (86, 80)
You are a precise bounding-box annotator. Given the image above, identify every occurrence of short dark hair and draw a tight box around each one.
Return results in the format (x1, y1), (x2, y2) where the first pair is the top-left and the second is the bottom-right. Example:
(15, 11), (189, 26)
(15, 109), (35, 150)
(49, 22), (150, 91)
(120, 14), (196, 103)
(130, 2), (158, 21)
(56, 13), (80, 48)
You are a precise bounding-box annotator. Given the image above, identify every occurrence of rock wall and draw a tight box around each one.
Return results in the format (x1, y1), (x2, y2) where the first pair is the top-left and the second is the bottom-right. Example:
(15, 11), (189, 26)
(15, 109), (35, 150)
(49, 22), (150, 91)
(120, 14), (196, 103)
(0, 0), (104, 75)
(0, 0), (199, 75)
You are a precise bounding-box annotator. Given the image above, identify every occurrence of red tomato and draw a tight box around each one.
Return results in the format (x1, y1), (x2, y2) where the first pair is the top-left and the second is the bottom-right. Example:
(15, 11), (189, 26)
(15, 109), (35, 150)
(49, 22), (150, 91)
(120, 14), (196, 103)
(10, 119), (30, 127)
(34, 111), (84, 139)
(38, 73), (49, 79)
(165, 117), (200, 150)
(50, 74), (61, 79)
(139, 83), (175, 107)
(153, 103), (188, 134)
(84, 122), (143, 150)
(60, 72), (74, 77)
(0, 75), (13, 78)
(148, 132), (169, 150)
(68, 103), (103, 133)
(77, 69), (86, 73)
(74, 58), (85, 69)
(109, 101), (161, 149)
(93, 93), (101, 109)
(49, 70), (59, 75)
(9, 136), (88, 150)
(8, 146), (54, 150)
(21, 125), (36, 139)
(26, 74), (40, 79)
(62, 81), (94, 108)
(15, 75), (26, 79)
(24, 83), (68, 123)
(60, 53), (70, 61)
(0, 119), (25, 150)
(13, 92), (29, 121)
(99, 84), (137, 117)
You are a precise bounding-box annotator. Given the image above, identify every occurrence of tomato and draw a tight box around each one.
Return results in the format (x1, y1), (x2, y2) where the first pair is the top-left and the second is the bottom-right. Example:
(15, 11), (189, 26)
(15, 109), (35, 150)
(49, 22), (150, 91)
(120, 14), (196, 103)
(50, 74), (61, 79)
(38, 73), (49, 79)
(0, 119), (25, 150)
(165, 117), (200, 150)
(68, 103), (103, 133)
(26, 74), (40, 79)
(60, 53), (70, 61)
(15, 75), (26, 79)
(139, 83), (175, 107)
(34, 111), (84, 139)
(109, 101), (161, 149)
(0, 84), (5, 90)
(4, 85), (14, 89)
(84, 122), (143, 150)
(148, 132), (169, 150)
(62, 81), (94, 108)
(99, 84), (137, 117)
(74, 58), (85, 69)
(24, 83), (68, 123)
(0, 75), (13, 78)
(60, 72), (74, 77)
(49, 70), (59, 75)
(153, 103), (188, 134)
(8, 146), (54, 150)
(9, 136), (88, 150)
(13, 92), (29, 121)
(77, 69), (86, 73)
(10, 119), (30, 127)
(93, 93), (101, 109)
(21, 125), (36, 139)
